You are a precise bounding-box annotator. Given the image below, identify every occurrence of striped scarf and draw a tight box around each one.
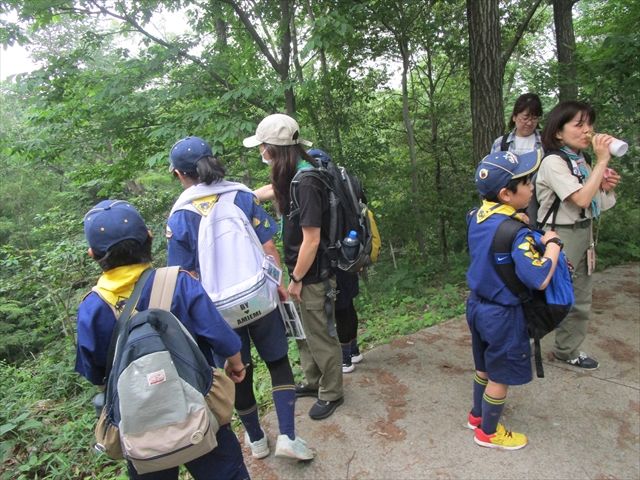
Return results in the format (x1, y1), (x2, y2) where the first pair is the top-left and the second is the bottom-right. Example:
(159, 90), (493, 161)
(561, 146), (600, 218)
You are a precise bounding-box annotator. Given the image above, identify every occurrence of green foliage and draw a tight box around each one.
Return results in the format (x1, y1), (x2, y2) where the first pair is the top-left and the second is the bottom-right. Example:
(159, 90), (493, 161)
(0, 342), (128, 479)
(354, 257), (468, 346)
(0, 0), (637, 473)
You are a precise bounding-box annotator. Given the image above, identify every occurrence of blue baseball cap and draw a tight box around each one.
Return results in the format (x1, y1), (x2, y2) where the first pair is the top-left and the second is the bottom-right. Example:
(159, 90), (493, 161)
(170, 137), (213, 173)
(475, 150), (541, 198)
(306, 148), (330, 164)
(84, 200), (149, 257)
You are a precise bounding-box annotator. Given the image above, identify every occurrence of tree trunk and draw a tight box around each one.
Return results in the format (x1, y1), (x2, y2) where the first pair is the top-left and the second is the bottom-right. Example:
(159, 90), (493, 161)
(467, 0), (504, 165)
(400, 44), (425, 255)
(553, 0), (578, 101)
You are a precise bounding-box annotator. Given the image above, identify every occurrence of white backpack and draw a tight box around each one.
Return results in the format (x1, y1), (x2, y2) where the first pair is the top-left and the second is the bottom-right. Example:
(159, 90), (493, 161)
(178, 190), (278, 328)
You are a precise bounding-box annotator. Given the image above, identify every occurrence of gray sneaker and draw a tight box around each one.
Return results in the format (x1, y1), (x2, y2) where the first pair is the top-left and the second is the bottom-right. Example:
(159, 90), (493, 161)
(275, 435), (316, 460)
(244, 427), (269, 459)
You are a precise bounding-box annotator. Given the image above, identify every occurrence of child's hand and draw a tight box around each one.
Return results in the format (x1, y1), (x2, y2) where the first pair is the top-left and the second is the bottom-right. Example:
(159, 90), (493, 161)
(541, 230), (560, 246)
(224, 356), (248, 383)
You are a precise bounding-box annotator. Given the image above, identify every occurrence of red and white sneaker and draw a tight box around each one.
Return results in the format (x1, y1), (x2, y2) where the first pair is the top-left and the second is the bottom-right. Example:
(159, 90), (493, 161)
(466, 412), (481, 430)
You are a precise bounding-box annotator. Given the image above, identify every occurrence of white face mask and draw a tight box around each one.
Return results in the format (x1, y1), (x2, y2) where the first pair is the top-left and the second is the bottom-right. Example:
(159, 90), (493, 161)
(261, 152), (272, 166)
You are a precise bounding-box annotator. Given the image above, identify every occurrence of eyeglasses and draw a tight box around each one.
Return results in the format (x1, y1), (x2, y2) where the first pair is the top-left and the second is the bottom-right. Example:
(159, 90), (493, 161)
(516, 115), (540, 124)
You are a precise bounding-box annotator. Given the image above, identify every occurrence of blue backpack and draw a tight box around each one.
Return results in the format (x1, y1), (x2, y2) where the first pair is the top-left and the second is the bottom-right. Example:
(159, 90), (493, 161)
(492, 218), (575, 378)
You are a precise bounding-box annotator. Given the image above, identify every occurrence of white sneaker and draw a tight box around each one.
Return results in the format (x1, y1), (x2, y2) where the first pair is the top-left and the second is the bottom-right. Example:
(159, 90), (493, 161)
(244, 427), (269, 459)
(275, 434), (316, 460)
(342, 362), (355, 373)
(351, 352), (363, 364)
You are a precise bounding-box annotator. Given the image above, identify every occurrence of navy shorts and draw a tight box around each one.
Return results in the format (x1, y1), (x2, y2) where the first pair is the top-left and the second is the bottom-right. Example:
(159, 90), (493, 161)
(466, 292), (532, 386)
(127, 424), (248, 480)
(214, 307), (288, 367)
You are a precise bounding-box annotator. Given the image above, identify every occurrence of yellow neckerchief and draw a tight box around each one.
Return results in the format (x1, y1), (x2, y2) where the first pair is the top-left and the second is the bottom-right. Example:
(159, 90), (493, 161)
(94, 263), (152, 311)
(475, 200), (524, 224)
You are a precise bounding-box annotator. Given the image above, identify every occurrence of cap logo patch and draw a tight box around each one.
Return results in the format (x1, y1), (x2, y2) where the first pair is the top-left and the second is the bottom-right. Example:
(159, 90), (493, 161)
(505, 152), (518, 164)
(479, 168), (489, 179)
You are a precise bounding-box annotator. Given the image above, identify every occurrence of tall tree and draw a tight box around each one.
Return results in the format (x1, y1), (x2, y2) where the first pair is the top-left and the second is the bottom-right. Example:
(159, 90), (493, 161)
(553, 0), (578, 101)
(467, 0), (504, 164)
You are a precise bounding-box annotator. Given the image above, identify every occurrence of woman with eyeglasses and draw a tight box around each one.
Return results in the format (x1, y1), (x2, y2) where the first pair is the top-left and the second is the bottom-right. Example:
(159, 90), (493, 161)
(491, 93), (544, 156)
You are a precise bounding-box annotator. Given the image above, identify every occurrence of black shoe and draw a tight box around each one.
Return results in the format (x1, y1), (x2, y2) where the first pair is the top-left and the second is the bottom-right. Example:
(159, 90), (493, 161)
(309, 397), (344, 420)
(295, 382), (319, 398)
(566, 352), (599, 370)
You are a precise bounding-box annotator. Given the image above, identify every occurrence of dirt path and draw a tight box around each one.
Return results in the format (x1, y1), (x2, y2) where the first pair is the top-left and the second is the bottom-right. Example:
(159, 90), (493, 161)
(246, 264), (640, 480)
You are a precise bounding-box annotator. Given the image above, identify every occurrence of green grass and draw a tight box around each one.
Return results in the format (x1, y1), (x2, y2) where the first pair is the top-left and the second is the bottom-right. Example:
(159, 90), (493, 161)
(0, 257), (467, 479)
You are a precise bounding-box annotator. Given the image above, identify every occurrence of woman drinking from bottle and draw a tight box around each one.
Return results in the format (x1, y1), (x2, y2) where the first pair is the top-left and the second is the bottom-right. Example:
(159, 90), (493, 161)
(536, 101), (621, 370)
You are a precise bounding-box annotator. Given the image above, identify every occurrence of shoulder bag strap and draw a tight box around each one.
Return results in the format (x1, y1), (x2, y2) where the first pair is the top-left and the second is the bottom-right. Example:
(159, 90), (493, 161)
(148, 266), (180, 311)
(103, 267), (154, 384)
(500, 134), (510, 152)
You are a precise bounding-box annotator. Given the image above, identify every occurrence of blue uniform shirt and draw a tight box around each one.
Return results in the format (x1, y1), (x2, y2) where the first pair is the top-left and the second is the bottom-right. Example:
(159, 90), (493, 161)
(75, 270), (242, 385)
(466, 211), (551, 306)
(166, 190), (279, 276)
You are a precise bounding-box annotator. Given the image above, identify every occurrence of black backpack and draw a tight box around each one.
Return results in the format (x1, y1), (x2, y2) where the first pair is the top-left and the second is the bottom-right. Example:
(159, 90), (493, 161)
(289, 160), (372, 276)
(525, 150), (592, 230)
(492, 218), (575, 378)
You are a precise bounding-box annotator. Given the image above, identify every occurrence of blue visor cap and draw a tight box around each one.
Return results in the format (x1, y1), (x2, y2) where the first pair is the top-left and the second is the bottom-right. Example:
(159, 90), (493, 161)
(475, 150), (541, 198)
(84, 200), (149, 257)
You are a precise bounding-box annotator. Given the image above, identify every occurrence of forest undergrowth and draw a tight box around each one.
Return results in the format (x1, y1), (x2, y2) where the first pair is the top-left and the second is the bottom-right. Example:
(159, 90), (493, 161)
(0, 254), (469, 480)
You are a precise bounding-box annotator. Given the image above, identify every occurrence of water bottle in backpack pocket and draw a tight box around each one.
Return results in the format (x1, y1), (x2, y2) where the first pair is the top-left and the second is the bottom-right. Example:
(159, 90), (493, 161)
(342, 230), (359, 261)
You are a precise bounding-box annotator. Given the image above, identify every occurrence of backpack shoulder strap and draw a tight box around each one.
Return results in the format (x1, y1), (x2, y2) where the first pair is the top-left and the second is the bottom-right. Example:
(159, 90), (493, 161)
(491, 218), (530, 303)
(104, 267), (154, 384)
(289, 168), (332, 214)
(540, 149), (587, 226)
(500, 134), (510, 152)
(148, 266), (180, 311)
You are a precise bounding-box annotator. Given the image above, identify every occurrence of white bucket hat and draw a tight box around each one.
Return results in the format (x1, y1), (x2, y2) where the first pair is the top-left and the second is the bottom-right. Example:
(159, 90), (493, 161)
(243, 114), (312, 148)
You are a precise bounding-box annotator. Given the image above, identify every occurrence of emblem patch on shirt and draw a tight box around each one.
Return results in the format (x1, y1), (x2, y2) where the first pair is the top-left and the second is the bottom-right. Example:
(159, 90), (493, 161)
(166, 225), (173, 238)
(192, 195), (219, 215)
(253, 217), (261, 227)
(147, 369), (166, 386)
(254, 197), (260, 205)
(264, 219), (271, 229)
(518, 235), (548, 266)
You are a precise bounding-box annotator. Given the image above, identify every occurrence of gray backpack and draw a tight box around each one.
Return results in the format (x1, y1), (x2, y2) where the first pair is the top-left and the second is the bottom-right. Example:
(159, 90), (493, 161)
(99, 267), (219, 474)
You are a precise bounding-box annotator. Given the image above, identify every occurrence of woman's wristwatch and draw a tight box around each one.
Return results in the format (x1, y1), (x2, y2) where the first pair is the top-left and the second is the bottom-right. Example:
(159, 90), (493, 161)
(290, 273), (302, 283)
(545, 237), (564, 250)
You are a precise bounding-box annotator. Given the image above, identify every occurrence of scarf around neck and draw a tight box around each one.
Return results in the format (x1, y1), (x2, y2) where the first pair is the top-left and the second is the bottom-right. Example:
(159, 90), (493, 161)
(560, 146), (600, 218)
(475, 200), (525, 224)
(94, 263), (152, 312)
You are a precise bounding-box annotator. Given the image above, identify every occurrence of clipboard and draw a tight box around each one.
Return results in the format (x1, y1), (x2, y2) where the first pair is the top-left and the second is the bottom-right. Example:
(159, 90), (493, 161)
(279, 301), (306, 340)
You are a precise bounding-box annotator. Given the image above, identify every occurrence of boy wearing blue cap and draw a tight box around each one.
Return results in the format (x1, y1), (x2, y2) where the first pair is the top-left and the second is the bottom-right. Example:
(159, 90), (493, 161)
(76, 200), (250, 480)
(466, 151), (563, 450)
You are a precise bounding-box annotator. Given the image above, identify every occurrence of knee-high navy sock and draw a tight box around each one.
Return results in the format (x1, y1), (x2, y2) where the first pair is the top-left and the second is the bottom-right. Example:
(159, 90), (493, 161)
(266, 356), (296, 440)
(237, 404), (263, 442)
(234, 365), (264, 443)
(481, 393), (506, 435)
(341, 343), (352, 364)
(350, 338), (360, 356)
(472, 374), (488, 417)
